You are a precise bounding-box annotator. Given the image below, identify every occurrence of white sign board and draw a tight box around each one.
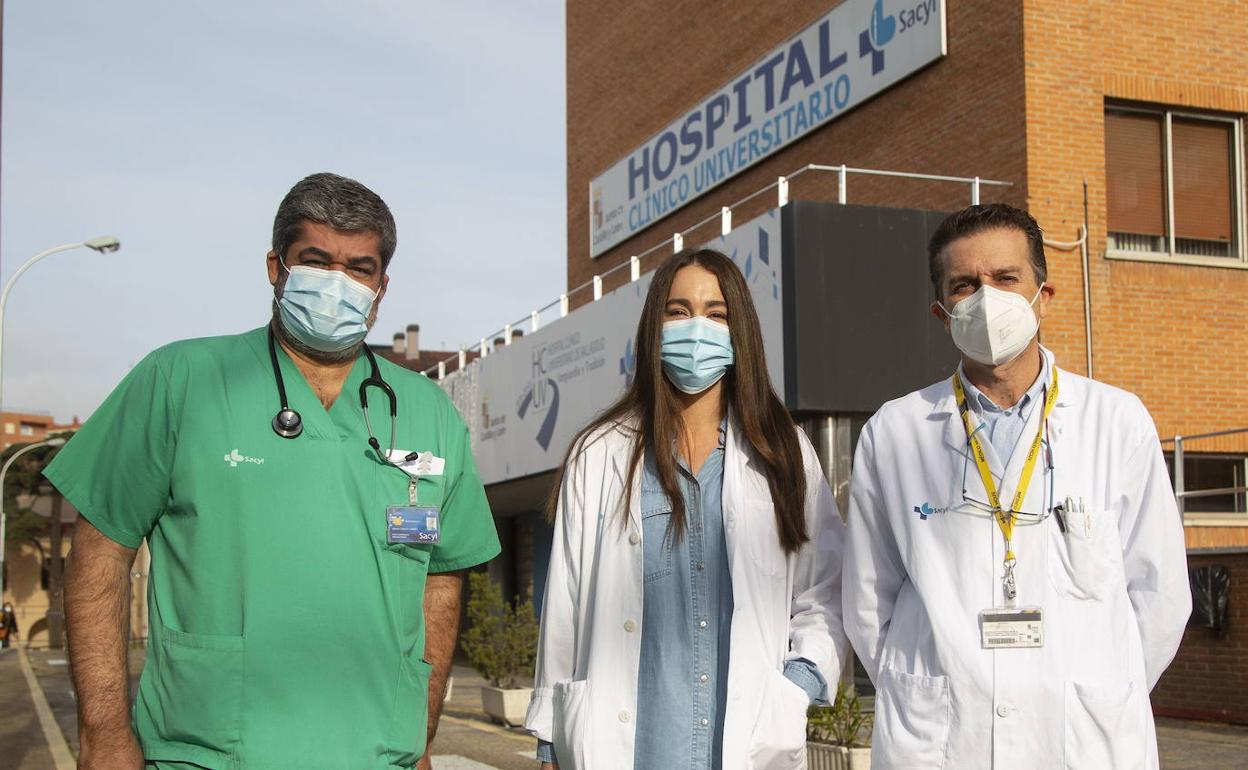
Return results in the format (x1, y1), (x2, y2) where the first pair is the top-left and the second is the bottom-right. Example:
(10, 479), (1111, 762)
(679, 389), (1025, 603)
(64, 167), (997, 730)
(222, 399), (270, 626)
(445, 210), (784, 485)
(588, 0), (946, 257)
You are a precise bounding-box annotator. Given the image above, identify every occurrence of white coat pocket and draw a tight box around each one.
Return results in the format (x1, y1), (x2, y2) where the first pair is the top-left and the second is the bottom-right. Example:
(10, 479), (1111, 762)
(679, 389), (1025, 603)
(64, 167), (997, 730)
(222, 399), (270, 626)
(552, 679), (592, 770)
(1048, 507), (1117, 601)
(1063, 680), (1147, 769)
(747, 670), (810, 770)
(873, 668), (950, 770)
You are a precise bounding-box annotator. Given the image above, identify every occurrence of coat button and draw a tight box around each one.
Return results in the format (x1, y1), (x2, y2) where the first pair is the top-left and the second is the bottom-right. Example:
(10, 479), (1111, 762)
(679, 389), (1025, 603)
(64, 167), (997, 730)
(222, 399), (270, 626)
(700, 718), (709, 727)
(698, 619), (708, 629)
(996, 704), (1010, 718)
(619, 710), (631, 723)
(624, 619), (637, 632)
(629, 532), (640, 545)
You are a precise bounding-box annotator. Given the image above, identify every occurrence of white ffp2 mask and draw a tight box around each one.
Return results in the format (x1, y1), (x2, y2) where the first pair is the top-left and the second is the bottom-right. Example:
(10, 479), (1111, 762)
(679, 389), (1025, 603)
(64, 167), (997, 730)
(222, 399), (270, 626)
(939, 284), (1043, 366)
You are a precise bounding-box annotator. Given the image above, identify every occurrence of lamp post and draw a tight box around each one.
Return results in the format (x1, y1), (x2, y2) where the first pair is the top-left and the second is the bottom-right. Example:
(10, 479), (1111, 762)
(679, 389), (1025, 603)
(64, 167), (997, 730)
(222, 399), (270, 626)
(0, 436), (66, 594)
(0, 237), (120, 416)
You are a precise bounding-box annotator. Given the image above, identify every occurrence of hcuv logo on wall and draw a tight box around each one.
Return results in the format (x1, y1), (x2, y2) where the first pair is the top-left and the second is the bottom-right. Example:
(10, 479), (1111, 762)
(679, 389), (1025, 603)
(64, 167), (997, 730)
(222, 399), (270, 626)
(517, 350), (560, 451)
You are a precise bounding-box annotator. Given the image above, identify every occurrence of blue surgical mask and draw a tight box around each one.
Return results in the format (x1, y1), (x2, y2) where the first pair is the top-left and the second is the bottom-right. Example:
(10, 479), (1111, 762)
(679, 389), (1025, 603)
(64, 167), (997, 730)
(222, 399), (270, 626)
(277, 262), (380, 353)
(660, 316), (734, 394)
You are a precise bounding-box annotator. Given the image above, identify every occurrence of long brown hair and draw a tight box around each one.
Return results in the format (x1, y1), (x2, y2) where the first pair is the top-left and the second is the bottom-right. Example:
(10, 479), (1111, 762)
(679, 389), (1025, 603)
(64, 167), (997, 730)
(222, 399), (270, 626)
(547, 248), (809, 553)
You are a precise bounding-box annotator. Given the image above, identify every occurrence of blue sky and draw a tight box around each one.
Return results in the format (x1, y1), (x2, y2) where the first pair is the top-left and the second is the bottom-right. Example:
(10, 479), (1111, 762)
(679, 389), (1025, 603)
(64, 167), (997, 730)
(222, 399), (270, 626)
(1, 1), (566, 422)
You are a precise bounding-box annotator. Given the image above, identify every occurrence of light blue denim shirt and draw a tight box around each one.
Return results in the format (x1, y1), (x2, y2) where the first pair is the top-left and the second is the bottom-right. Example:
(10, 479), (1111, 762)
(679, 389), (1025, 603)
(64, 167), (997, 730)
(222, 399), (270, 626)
(959, 353), (1050, 461)
(537, 422), (825, 767)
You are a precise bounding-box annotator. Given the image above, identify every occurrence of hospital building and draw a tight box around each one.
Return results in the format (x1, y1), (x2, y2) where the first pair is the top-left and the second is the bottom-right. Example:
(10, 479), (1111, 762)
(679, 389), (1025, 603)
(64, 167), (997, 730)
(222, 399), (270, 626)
(434, 0), (1247, 722)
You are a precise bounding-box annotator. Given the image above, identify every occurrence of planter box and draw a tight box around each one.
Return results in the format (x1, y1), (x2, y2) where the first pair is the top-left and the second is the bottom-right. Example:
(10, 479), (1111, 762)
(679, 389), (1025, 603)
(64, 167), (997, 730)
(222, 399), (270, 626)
(481, 685), (532, 727)
(807, 743), (871, 770)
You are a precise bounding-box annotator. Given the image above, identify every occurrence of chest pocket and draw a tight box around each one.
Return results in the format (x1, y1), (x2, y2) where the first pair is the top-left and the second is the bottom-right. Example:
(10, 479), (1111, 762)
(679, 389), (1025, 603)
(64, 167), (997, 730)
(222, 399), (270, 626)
(1047, 506), (1120, 601)
(415, 474), (446, 508)
(641, 486), (675, 584)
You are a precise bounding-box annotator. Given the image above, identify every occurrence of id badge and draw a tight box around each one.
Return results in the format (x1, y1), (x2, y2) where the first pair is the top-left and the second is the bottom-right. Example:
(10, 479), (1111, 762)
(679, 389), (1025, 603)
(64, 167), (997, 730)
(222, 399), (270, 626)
(978, 607), (1044, 649)
(386, 506), (441, 545)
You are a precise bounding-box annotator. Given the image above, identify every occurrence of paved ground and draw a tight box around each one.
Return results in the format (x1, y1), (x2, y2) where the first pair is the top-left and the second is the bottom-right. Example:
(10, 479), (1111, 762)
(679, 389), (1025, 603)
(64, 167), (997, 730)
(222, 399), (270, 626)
(0, 649), (59, 770)
(6, 646), (1248, 769)
(1157, 717), (1248, 769)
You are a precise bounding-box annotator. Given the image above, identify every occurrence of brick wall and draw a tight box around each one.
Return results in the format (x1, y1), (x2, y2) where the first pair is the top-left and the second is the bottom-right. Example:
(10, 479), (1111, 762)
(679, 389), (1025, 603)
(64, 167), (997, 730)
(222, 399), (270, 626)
(1022, 0), (1248, 453)
(1152, 551), (1248, 724)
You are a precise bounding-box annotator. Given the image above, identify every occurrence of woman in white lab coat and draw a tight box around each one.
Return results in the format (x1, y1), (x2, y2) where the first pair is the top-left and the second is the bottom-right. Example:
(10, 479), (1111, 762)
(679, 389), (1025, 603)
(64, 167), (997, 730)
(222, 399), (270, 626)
(526, 248), (847, 770)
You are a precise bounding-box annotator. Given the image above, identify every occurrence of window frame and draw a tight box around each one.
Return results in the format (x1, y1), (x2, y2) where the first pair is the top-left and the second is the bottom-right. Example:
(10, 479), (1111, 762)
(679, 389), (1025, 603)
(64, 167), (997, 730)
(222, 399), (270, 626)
(1105, 103), (1247, 270)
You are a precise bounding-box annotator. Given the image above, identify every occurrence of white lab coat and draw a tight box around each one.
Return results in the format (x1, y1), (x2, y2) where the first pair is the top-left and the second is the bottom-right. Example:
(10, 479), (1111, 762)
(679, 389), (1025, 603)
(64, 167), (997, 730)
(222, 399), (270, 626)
(843, 351), (1191, 769)
(526, 415), (848, 770)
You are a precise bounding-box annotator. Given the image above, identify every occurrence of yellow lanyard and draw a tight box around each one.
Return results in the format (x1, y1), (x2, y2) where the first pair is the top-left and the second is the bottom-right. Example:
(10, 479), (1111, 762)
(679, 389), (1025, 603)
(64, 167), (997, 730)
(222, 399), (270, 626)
(952, 367), (1059, 567)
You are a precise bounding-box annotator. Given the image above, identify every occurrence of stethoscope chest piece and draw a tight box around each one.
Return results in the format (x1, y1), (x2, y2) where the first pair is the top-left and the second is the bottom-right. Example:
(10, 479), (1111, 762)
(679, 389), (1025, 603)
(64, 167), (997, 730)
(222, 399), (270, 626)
(272, 407), (303, 439)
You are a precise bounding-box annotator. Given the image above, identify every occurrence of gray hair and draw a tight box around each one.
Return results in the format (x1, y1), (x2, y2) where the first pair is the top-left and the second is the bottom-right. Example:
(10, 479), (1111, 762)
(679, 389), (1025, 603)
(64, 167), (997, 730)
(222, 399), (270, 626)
(272, 172), (397, 268)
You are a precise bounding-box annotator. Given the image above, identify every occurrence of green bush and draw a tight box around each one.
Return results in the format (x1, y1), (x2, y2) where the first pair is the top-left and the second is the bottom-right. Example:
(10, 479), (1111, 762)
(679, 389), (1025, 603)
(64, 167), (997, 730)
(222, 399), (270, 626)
(807, 681), (872, 747)
(460, 571), (539, 689)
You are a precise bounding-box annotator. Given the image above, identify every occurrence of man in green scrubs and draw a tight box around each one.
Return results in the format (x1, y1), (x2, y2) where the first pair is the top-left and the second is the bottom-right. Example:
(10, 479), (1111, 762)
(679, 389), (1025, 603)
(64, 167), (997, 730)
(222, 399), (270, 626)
(47, 172), (500, 769)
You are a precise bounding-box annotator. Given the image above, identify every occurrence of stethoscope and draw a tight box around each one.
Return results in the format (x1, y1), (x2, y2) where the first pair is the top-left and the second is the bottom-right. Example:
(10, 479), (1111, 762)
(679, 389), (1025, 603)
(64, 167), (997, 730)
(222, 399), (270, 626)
(267, 327), (415, 467)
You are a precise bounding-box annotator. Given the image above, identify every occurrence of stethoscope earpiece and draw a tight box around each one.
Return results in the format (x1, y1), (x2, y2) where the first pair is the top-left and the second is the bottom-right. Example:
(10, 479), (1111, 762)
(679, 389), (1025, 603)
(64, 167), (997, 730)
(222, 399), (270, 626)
(273, 407), (303, 439)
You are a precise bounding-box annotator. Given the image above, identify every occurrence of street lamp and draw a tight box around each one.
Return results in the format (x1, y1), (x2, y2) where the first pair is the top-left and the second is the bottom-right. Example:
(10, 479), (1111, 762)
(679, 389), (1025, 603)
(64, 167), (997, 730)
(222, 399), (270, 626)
(0, 237), (121, 416)
(0, 436), (66, 592)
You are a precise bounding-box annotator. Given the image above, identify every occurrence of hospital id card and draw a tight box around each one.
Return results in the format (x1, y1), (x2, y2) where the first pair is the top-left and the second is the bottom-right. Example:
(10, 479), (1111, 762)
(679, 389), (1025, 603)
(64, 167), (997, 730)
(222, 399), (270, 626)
(386, 506), (441, 545)
(978, 607), (1044, 649)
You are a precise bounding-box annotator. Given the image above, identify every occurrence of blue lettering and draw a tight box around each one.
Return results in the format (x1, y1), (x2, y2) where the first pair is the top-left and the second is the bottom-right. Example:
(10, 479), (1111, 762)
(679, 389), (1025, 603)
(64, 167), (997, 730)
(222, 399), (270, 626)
(653, 131), (678, 182)
(678, 112), (703, 165)
(834, 73), (850, 109)
(808, 90), (824, 122)
(629, 203), (640, 230)
(781, 104), (797, 140)
(818, 21), (849, 76)
(748, 127), (761, 161)
(759, 121), (775, 154)
(736, 135), (748, 168)
(732, 73), (752, 131)
(628, 147), (649, 199)
(705, 95), (730, 150)
(753, 52), (785, 112)
(780, 40), (814, 104)
(793, 101), (809, 134)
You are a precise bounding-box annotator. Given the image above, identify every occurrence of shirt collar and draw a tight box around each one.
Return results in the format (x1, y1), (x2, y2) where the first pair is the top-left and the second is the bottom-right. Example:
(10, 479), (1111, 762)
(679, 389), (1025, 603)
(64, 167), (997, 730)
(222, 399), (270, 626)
(959, 349), (1051, 416)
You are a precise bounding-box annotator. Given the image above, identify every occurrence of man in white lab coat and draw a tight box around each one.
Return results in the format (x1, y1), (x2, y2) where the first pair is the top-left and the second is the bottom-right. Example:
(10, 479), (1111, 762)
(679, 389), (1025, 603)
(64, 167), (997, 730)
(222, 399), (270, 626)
(842, 203), (1191, 769)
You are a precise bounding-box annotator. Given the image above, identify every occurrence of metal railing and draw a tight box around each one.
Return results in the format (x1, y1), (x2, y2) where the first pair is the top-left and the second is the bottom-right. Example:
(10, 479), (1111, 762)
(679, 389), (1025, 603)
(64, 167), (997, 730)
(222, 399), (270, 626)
(1163, 428), (1248, 516)
(420, 163), (1012, 378)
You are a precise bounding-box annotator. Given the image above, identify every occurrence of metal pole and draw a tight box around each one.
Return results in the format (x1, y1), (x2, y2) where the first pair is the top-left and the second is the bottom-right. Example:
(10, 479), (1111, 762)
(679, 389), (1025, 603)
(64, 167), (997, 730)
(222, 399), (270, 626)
(838, 165), (847, 204)
(1174, 436), (1185, 517)
(971, 177), (981, 205)
(1080, 178), (1094, 379)
(47, 491), (64, 649)
(0, 239), (118, 416)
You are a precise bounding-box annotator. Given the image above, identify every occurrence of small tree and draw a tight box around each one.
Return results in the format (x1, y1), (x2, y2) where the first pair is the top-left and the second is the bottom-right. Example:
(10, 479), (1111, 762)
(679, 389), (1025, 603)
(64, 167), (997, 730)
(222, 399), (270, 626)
(460, 571), (538, 689)
(807, 681), (872, 747)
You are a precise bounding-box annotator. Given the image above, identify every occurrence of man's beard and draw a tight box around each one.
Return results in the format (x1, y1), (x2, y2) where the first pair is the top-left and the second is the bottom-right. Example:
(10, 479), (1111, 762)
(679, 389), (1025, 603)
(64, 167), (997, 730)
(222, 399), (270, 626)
(271, 277), (379, 365)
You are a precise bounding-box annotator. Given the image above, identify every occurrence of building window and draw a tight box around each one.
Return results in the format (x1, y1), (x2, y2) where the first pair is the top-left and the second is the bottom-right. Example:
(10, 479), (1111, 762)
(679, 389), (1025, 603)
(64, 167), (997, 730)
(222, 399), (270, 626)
(1165, 452), (1248, 515)
(3, 423), (12, 435)
(19, 425), (34, 436)
(1106, 105), (1244, 262)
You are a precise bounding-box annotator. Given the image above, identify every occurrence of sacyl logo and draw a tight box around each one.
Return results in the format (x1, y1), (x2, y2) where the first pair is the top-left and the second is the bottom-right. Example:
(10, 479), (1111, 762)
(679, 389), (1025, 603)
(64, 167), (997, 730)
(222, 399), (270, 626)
(860, 0), (938, 75)
(223, 449), (265, 468)
(913, 502), (947, 520)
(859, 0), (895, 75)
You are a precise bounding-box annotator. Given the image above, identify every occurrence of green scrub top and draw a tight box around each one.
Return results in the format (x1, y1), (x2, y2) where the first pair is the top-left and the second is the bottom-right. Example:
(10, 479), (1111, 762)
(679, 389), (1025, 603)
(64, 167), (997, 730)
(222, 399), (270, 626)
(45, 327), (501, 769)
